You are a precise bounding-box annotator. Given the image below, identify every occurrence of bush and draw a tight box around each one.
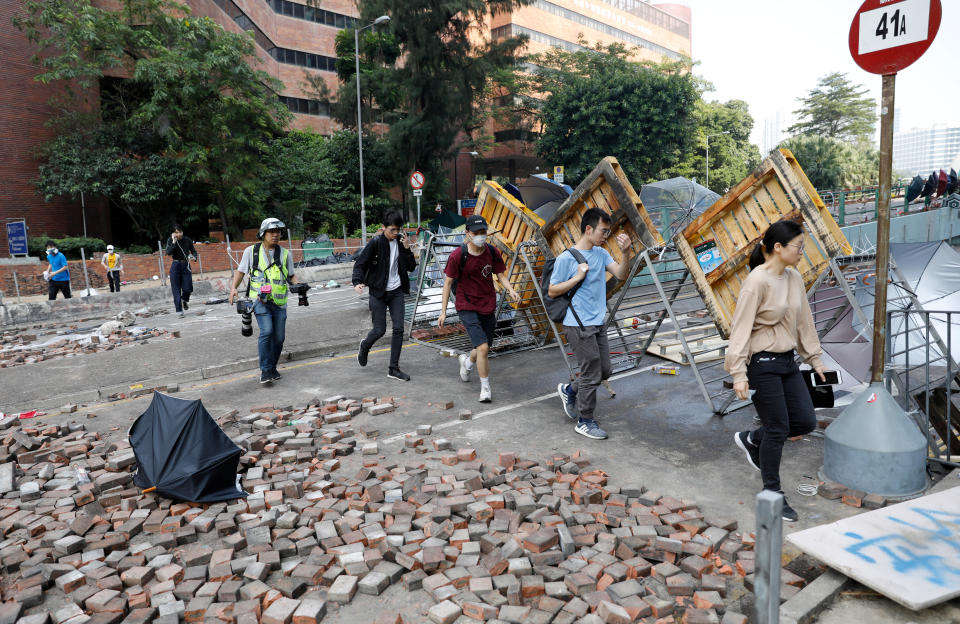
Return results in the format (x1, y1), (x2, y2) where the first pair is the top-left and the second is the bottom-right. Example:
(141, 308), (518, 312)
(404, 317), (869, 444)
(122, 244), (153, 255)
(29, 236), (107, 259)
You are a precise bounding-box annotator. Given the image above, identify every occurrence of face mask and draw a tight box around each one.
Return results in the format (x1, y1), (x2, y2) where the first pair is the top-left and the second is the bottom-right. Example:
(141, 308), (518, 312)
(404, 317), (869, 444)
(472, 234), (487, 245)
(47, 249), (57, 255)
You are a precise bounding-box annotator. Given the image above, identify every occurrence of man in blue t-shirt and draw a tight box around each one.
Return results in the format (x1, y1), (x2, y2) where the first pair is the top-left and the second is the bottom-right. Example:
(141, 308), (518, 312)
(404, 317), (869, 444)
(548, 208), (633, 440)
(44, 240), (72, 300)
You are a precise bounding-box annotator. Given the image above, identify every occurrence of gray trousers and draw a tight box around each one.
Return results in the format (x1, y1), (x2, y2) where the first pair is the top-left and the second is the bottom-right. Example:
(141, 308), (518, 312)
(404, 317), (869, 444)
(564, 324), (611, 421)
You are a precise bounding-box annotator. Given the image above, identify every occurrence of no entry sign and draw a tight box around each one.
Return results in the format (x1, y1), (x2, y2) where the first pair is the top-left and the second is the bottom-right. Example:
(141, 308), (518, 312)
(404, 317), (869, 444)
(409, 171), (425, 190)
(849, 0), (941, 75)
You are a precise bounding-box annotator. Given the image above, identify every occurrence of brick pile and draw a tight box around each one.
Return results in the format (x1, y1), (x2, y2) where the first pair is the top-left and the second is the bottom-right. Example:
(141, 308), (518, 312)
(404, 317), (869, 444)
(0, 328), (179, 369)
(411, 325), (467, 342)
(0, 396), (809, 624)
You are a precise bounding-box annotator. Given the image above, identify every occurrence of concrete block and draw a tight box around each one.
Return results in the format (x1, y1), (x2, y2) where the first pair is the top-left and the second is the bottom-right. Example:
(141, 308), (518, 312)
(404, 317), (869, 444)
(327, 575), (358, 603)
(427, 600), (461, 624)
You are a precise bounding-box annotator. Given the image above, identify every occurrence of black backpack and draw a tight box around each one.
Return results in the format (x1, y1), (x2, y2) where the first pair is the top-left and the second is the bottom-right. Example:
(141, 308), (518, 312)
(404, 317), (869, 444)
(540, 248), (588, 329)
(451, 242), (494, 296)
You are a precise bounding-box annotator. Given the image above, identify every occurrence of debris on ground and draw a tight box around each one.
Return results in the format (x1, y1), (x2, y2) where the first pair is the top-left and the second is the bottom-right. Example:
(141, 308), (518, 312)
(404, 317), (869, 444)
(114, 311), (137, 327)
(0, 327), (180, 369)
(0, 394), (812, 623)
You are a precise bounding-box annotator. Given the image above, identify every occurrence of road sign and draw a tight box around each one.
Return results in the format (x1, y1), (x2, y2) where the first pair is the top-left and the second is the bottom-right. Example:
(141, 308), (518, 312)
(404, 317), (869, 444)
(849, 0), (941, 75)
(5, 221), (27, 256)
(409, 171), (425, 190)
(412, 189), (423, 197)
(554, 165), (564, 185)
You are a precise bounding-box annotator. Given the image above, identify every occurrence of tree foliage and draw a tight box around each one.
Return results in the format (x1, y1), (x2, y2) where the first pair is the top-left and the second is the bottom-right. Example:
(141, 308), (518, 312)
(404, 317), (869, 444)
(332, 0), (533, 201)
(527, 43), (700, 186)
(788, 72), (876, 142)
(779, 135), (878, 190)
(16, 0), (292, 238)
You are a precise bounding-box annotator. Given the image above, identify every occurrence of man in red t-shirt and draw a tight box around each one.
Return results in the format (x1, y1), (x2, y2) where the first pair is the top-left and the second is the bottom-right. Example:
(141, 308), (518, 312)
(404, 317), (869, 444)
(439, 215), (520, 403)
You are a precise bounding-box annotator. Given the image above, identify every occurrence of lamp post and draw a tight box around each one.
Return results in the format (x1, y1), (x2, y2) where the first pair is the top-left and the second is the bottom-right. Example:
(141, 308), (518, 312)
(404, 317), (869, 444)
(454, 151), (479, 200)
(705, 131), (729, 188)
(355, 14), (390, 245)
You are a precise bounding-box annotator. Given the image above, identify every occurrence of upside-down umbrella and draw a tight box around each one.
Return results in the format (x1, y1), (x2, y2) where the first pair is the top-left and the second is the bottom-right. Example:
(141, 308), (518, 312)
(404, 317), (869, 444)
(640, 177), (720, 239)
(936, 169), (949, 197)
(920, 172), (937, 198)
(905, 175), (924, 203)
(129, 392), (246, 502)
(948, 169), (959, 195)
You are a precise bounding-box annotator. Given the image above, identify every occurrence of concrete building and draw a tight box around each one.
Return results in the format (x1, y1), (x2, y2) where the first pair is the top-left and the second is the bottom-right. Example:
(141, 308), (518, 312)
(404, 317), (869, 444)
(1, 0), (357, 254)
(463, 0), (693, 189)
(893, 124), (960, 176)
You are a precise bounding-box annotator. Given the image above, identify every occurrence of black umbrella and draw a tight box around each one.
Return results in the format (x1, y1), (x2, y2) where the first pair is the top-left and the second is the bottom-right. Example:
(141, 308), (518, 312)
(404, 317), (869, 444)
(905, 175), (924, 203)
(129, 392), (246, 502)
(920, 172), (937, 198)
(949, 169), (959, 195)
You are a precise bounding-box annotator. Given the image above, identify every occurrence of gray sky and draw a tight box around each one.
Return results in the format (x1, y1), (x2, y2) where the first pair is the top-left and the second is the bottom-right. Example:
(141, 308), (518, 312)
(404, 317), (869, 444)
(678, 0), (959, 148)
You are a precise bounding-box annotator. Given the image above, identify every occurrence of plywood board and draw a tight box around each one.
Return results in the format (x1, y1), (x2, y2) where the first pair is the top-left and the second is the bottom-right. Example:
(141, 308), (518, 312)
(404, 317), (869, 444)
(786, 486), (960, 610)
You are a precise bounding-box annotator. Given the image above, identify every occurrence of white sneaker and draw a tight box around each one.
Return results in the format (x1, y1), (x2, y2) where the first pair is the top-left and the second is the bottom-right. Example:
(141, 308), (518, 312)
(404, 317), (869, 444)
(479, 386), (491, 403)
(458, 354), (471, 382)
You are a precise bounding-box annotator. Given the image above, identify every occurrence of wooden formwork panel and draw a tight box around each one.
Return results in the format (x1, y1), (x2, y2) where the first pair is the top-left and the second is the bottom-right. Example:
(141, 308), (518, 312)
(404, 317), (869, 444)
(534, 157), (664, 298)
(475, 181), (545, 256)
(673, 148), (853, 338)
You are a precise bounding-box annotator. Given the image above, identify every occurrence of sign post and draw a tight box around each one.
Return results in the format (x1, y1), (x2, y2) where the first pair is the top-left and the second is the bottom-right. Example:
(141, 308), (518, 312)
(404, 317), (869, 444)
(553, 166), (564, 185)
(409, 171), (425, 226)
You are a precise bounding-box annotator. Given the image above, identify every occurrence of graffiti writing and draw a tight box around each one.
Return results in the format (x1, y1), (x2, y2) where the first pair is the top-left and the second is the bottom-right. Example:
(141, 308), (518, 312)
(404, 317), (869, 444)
(844, 508), (960, 587)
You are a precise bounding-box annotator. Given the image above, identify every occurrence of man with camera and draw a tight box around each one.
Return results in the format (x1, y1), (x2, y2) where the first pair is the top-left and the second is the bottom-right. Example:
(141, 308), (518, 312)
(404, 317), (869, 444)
(352, 211), (418, 381)
(229, 218), (304, 385)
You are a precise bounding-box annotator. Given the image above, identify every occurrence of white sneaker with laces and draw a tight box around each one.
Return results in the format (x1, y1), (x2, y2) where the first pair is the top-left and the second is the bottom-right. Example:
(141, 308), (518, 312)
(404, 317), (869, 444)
(458, 354), (471, 382)
(479, 385), (491, 403)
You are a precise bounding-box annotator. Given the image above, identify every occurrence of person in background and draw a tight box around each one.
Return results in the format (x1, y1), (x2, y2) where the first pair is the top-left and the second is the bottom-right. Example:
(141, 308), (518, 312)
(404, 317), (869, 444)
(100, 245), (124, 292)
(726, 219), (826, 523)
(352, 211), (418, 382)
(44, 240), (71, 300)
(165, 224), (197, 318)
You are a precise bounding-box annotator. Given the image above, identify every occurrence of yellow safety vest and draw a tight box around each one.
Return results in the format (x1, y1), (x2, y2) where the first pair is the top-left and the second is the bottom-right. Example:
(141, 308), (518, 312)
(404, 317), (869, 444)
(106, 253), (119, 269)
(248, 244), (290, 306)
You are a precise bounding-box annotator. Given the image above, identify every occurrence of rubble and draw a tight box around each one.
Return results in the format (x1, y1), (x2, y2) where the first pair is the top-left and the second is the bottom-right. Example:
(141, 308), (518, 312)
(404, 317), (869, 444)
(0, 327), (178, 369)
(0, 395), (808, 623)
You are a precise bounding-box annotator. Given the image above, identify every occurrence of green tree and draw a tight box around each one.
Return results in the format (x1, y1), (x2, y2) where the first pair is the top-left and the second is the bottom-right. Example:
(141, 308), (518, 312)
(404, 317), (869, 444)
(788, 72), (876, 142)
(779, 135), (878, 190)
(530, 43), (700, 186)
(16, 0), (292, 238)
(332, 0), (533, 201)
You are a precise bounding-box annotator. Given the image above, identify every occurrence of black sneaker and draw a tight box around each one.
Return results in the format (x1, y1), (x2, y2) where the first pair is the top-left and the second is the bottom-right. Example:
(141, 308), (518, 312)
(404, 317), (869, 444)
(269, 369), (282, 381)
(734, 431), (761, 472)
(388, 368), (410, 381)
(357, 341), (369, 367)
(259, 372), (272, 385)
(781, 496), (799, 522)
(182, 300), (189, 310)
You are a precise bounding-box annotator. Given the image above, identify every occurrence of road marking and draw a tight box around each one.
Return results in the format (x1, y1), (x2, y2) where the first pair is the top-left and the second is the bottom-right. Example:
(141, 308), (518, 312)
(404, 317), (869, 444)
(381, 363), (659, 444)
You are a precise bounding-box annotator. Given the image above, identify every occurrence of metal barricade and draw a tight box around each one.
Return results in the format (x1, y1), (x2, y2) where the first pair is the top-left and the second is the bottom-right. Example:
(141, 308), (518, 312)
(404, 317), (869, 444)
(886, 309), (959, 468)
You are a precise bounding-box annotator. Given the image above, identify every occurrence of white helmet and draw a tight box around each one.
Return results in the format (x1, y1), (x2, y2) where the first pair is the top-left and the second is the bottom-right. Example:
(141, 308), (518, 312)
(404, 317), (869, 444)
(258, 218), (286, 239)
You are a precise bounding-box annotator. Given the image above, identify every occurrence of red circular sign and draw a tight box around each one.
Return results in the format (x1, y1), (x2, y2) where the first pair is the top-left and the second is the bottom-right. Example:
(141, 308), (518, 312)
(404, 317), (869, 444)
(849, 0), (941, 75)
(409, 171), (425, 189)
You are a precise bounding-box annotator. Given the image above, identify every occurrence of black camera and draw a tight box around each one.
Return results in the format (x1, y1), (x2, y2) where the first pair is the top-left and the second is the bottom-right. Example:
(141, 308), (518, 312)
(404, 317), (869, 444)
(288, 282), (311, 307)
(236, 298), (254, 336)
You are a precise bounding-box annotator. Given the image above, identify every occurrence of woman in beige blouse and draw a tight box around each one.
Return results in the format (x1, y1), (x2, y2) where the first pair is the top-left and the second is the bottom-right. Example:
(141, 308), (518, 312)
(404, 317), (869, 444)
(725, 219), (826, 522)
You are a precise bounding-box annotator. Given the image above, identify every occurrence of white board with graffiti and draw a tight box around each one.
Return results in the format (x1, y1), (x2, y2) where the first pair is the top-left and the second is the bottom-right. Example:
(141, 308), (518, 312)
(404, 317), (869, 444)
(787, 486), (960, 610)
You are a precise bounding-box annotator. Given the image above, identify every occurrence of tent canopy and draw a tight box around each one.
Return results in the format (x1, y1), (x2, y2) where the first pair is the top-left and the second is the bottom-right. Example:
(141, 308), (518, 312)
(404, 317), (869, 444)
(129, 392), (246, 503)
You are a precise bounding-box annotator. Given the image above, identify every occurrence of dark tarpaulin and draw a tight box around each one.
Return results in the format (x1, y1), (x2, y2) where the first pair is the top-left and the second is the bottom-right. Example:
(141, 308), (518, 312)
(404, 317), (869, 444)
(129, 392), (246, 502)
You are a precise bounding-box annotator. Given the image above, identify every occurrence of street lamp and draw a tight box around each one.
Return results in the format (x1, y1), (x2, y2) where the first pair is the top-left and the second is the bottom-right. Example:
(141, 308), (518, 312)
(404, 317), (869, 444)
(705, 131), (729, 188)
(454, 151), (479, 200)
(355, 14), (390, 245)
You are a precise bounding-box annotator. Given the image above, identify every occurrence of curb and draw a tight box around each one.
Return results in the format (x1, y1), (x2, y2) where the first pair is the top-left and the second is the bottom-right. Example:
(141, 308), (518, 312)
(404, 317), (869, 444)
(779, 569), (851, 624)
(8, 338), (362, 414)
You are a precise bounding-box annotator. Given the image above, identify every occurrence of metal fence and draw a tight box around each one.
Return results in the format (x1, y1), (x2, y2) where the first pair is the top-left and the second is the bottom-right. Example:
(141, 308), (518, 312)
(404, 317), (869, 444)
(886, 309), (960, 468)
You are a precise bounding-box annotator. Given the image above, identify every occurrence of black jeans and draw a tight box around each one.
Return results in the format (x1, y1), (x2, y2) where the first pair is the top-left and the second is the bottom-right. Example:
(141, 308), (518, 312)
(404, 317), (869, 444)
(169, 260), (192, 312)
(363, 288), (404, 368)
(564, 325), (611, 422)
(747, 351), (816, 492)
(48, 280), (71, 300)
(107, 270), (121, 292)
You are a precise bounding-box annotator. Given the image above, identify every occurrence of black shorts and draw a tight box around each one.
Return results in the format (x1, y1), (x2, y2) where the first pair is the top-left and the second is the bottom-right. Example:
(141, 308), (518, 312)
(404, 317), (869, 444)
(459, 310), (496, 348)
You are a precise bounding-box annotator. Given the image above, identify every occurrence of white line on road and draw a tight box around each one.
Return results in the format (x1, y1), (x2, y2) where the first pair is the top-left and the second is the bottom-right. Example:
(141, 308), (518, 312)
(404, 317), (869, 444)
(381, 362), (660, 444)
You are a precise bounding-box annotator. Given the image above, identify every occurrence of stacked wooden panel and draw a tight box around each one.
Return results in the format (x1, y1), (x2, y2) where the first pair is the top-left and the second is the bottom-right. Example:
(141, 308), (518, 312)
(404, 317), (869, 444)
(475, 181), (545, 255)
(534, 157), (665, 298)
(674, 148), (853, 338)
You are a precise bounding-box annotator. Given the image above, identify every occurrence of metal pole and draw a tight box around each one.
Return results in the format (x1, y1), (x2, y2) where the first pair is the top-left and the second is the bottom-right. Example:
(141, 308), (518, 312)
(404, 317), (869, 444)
(197, 252), (203, 277)
(81, 191), (87, 239)
(705, 140), (709, 188)
(755, 490), (783, 624)
(454, 155), (459, 200)
(342, 223), (348, 251)
(416, 195), (421, 227)
(871, 73), (895, 383)
(158, 241), (166, 287)
(79, 247), (91, 296)
(355, 26), (367, 246)
(12, 272), (21, 303)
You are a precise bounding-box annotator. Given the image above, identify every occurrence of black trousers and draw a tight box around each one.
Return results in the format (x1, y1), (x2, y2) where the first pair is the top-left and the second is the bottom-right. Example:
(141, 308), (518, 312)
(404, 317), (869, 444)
(363, 288), (404, 368)
(107, 270), (121, 292)
(48, 280), (71, 300)
(169, 260), (192, 312)
(747, 351), (816, 492)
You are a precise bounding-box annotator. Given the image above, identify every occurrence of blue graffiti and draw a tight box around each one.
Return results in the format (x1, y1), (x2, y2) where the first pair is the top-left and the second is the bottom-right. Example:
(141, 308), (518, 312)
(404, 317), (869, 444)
(844, 508), (960, 587)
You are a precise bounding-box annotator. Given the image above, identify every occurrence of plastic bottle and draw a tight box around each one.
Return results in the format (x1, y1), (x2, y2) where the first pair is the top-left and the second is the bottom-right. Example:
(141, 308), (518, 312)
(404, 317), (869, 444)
(74, 465), (90, 485)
